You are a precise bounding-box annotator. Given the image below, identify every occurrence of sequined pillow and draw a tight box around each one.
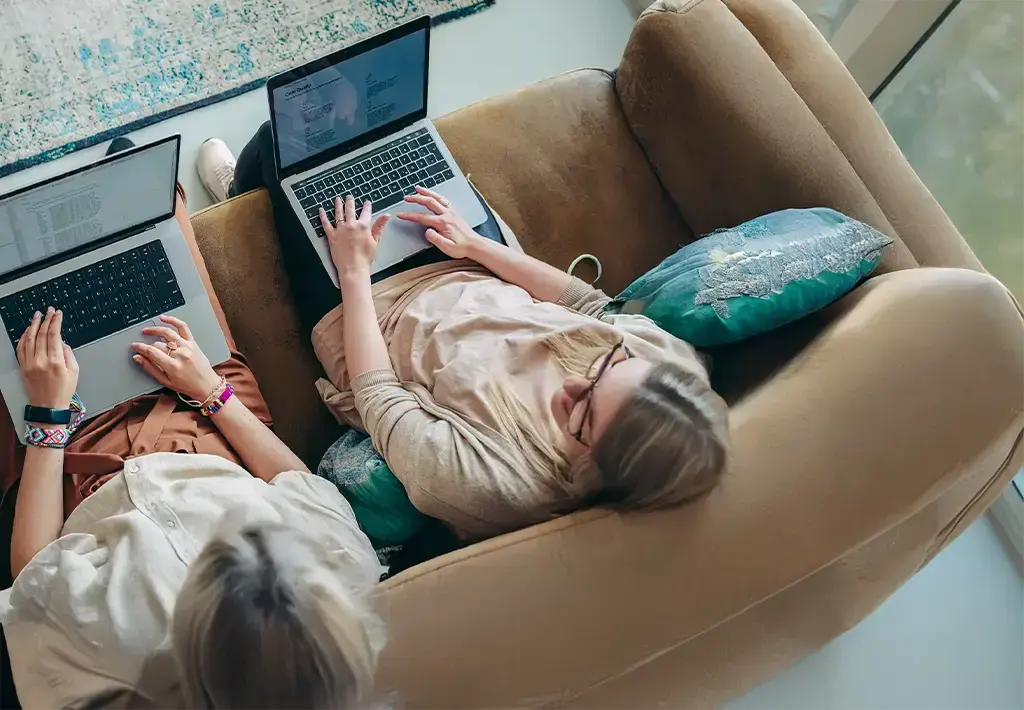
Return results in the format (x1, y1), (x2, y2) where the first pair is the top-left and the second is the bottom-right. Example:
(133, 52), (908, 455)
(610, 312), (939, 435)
(613, 208), (893, 347)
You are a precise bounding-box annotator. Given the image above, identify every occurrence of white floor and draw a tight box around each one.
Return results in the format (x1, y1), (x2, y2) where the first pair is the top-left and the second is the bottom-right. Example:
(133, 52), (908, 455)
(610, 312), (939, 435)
(726, 516), (1024, 710)
(1, 1), (1022, 707)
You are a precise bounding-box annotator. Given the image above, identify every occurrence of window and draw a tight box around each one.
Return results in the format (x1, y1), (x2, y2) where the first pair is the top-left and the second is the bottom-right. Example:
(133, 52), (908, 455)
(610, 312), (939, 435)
(872, 1), (1023, 519)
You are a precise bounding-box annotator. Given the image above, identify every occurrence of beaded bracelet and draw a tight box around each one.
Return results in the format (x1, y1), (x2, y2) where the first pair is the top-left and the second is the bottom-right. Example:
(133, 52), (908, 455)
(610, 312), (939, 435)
(177, 377), (234, 417)
(201, 382), (235, 417)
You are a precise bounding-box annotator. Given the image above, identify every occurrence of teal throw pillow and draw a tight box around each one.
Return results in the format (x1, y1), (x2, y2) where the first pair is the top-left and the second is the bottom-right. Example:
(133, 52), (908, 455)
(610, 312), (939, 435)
(317, 429), (429, 547)
(614, 208), (892, 346)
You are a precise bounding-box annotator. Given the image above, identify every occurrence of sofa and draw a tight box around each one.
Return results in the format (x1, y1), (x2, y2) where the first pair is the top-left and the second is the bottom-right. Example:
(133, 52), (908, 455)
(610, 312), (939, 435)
(191, 0), (1024, 706)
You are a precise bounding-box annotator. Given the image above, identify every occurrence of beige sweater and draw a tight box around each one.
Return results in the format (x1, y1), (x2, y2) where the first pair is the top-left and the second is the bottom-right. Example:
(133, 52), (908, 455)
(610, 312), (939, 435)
(312, 260), (708, 540)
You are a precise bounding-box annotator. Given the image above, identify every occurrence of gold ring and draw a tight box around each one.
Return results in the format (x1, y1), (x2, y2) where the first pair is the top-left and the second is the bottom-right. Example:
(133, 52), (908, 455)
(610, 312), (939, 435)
(440, 198), (451, 208)
(166, 340), (180, 351)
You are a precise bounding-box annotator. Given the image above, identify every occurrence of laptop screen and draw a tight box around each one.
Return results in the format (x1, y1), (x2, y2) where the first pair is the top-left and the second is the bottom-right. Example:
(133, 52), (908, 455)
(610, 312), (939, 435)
(0, 138), (178, 279)
(271, 26), (428, 172)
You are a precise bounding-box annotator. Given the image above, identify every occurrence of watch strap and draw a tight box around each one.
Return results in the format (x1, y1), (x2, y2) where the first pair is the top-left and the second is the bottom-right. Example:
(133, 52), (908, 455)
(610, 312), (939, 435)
(24, 405), (72, 425)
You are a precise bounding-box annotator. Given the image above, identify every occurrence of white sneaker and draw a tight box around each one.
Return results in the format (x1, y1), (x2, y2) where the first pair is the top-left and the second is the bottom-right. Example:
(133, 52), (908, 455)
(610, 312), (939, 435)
(197, 138), (237, 203)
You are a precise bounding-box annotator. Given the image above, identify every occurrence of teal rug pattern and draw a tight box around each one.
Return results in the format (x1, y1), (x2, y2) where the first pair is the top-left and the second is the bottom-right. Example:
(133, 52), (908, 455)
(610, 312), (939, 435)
(0, 0), (493, 177)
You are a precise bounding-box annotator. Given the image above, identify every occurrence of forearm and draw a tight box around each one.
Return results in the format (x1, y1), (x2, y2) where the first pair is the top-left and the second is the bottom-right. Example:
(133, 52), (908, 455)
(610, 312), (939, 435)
(210, 396), (309, 481)
(340, 271), (392, 378)
(467, 236), (572, 303)
(11, 443), (65, 578)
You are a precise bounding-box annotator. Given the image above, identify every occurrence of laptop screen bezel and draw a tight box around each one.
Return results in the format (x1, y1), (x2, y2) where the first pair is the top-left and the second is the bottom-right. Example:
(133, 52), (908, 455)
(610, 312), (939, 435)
(266, 15), (431, 181)
(0, 134), (181, 286)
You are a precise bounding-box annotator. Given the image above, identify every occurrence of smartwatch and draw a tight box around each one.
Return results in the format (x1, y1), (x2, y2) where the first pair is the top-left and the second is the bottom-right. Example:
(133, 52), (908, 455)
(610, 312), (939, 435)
(24, 405), (73, 426)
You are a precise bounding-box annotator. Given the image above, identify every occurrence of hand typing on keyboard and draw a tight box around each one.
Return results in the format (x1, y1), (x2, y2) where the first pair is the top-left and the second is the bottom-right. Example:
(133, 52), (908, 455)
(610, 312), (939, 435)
(319, 194), (391, 278)
(131, 315), (222, 402)
(396, 185), (483, 260)
(17, 308), (80, 411)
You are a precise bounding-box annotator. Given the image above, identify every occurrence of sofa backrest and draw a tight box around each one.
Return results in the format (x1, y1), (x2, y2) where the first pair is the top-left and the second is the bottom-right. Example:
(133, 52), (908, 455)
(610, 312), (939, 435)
(436, 69), (695, 296)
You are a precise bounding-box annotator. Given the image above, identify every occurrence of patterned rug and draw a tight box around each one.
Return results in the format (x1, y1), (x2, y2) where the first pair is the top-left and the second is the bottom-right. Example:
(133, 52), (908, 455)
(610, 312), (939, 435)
(0, 0), (493, 177)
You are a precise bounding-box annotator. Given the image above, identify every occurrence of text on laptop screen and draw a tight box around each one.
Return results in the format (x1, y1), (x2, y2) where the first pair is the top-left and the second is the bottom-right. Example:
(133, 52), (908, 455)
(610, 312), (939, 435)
(0, 140), (177, 278)
(272, 28), (428, 170)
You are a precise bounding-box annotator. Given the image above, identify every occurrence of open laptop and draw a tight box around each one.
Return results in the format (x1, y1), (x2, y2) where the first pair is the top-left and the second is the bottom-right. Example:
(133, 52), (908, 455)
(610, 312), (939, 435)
(0, 135), (230, 442)
(267, 15), (488, 285)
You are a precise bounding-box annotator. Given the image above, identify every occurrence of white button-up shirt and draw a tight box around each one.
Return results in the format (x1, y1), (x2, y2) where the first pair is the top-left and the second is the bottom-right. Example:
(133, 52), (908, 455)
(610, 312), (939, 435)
(0, 452), (384, 709)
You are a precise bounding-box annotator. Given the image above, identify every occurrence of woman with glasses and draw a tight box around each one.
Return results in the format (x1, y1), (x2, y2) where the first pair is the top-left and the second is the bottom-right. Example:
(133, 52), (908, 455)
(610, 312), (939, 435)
(197, 136), (729, 540)
(303, 187), (731, 539)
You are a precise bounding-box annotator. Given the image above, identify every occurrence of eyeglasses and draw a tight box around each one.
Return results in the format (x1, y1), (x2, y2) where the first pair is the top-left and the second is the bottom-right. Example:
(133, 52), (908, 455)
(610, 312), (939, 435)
(568, 340), (632, 446)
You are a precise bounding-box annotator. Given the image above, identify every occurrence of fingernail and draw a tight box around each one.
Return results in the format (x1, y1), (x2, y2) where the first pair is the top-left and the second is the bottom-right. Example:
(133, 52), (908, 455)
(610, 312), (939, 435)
(33, 311), (41, 319)
(56, 310), (62, 316)
(132, 355), (141, 362)
(47, 306), (54, 313)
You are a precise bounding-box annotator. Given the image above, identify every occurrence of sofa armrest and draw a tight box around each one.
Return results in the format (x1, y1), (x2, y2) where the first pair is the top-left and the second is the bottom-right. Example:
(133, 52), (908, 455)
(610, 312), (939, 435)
(722, 0), (983, 271)
(375, 268), (1024, 708)
(615, 0), (918, 274)
(191, 190), (341, 465)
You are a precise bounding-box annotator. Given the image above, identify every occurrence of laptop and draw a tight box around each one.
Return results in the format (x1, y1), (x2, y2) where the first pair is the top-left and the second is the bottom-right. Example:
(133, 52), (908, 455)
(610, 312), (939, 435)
(267, 15), (488, 284)
(0, 135), (230, 442)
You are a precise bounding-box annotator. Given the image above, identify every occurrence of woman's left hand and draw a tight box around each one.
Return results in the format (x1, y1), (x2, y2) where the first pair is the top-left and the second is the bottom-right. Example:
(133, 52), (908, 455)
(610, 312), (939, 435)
(131, 315), (221, 401)
(320, 195), (391, 278)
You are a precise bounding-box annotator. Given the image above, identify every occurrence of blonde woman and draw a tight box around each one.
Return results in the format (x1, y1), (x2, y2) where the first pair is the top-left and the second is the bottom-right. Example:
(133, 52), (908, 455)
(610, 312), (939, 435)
(201, 132), (729, 541)
(0, 144), (383, 709)
(0, 309), (383, 710)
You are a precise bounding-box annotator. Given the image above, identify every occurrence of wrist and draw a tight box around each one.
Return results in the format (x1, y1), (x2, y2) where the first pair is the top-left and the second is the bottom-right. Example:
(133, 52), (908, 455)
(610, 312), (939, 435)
(339, 268), (372, 288)
(185, 373), (223, 402)
(464, 233), (491, 261)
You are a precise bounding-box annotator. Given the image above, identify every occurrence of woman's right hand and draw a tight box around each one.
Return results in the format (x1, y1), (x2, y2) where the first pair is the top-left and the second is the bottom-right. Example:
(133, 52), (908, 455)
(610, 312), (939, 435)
(396, 186), (484, 260)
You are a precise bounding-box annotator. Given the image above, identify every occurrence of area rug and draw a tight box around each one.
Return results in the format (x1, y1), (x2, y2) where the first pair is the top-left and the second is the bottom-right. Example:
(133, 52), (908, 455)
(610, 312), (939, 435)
(0, 0), (493, 177)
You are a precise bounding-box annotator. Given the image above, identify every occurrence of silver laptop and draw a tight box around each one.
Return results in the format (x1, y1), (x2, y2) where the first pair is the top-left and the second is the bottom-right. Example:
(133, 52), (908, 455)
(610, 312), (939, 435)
(267, 15), (487, 285)
(0, 135), (230, 442)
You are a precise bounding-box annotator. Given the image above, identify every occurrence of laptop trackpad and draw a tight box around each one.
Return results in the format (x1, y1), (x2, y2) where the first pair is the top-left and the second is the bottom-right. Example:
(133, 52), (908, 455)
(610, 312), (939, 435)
(75, 321), (163, 409)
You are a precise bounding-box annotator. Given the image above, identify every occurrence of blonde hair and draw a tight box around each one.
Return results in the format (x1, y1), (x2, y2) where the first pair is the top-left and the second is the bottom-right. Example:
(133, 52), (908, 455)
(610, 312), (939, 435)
(489, 330), (728, 508)
(592, 361), (729, 508)
(172, 523), (377, 709)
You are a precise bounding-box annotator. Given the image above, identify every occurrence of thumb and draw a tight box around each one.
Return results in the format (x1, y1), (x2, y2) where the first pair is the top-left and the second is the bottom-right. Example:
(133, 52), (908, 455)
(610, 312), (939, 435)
(133, 354), (170, 387)
(371, 214), (390, 242)
(424, 228), (452, 248)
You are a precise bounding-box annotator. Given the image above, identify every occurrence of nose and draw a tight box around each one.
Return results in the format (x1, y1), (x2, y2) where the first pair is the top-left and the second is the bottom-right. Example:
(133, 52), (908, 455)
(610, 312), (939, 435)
(562, 375), (590, 399)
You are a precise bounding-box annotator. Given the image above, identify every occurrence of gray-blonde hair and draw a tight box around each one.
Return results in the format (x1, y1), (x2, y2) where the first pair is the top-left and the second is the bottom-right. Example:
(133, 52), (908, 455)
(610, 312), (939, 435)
(172, 523), (377, 709)
(489, 330), (728, 508)
(591, 360), (729, 508)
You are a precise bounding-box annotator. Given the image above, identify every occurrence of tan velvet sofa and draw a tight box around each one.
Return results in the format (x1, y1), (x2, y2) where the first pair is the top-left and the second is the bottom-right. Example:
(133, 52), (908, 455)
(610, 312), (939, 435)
(191, 0), (1024, 706)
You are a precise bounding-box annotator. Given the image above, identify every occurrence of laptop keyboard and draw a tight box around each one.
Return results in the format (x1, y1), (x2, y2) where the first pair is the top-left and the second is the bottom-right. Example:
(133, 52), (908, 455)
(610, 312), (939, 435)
(292, 127), (455, 238)
(0, 240), (185, 350)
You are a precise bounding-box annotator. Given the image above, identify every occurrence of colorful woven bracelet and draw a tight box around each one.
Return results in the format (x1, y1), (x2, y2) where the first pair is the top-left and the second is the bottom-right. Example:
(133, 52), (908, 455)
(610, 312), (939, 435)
(200, 382), (235, 417)
(68, 393), (86, 433)
(25, 424), (72, 449)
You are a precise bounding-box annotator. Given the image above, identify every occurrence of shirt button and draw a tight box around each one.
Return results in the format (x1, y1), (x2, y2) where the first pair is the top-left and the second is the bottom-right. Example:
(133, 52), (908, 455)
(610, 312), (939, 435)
(166, 521), (176, 528)
(128, 463), (140, 474)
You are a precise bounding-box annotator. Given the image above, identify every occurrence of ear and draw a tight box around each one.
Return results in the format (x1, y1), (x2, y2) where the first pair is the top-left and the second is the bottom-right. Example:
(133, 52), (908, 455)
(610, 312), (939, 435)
(563, 452), (600, 496)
